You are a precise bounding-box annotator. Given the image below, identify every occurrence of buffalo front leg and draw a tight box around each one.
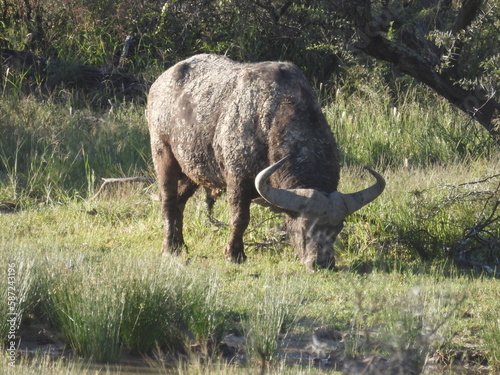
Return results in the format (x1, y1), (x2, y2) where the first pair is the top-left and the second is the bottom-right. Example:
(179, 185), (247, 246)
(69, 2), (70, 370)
(224, 184), (252, 263)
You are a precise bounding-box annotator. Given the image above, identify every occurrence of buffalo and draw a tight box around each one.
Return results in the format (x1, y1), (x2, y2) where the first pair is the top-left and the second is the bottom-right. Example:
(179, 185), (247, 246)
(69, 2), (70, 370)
(147, 54), (385, 269)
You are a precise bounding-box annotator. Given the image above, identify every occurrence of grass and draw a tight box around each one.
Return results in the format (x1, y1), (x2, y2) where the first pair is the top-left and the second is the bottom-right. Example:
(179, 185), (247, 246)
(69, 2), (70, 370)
(0, 94), (149, 207)
(483, 313), (500, 374)
(243, 275), (302, 371)
(326, 82), (496, 168)
(0, 79), (499, 373)
(43, 260), (126, 363)
(1, 165), (499, 373)
(6, 245), (230, 363)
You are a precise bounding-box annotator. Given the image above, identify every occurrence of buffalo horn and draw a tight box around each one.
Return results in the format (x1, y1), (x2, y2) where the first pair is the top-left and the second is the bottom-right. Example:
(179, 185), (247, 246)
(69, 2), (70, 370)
(254, 156), (330, 218)
(255, 157), (385, 224)
(327, 167), (385, 223)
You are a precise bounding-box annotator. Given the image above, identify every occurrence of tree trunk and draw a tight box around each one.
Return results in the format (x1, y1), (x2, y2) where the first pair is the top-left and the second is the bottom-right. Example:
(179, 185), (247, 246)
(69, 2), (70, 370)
(352, 0), (500, 145)
(356, 35), (500, 144)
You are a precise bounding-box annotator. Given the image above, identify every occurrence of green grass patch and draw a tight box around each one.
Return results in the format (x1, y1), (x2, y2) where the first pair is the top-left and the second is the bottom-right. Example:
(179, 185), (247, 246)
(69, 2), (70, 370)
(0, 76), (499, 373)
(1, 168), (499, 372)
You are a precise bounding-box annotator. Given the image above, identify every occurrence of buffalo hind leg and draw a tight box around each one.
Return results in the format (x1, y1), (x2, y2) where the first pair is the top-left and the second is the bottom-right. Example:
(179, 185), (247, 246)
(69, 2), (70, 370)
(162, 176), (198, 254)
(177, 176), (199, 221)
(153, 142), (194, 254)
(224, 182), (253, 263)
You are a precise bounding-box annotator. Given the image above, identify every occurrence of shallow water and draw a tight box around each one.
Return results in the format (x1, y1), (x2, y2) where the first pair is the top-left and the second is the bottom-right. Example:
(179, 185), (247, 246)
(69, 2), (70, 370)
(15, 324), (492, 374)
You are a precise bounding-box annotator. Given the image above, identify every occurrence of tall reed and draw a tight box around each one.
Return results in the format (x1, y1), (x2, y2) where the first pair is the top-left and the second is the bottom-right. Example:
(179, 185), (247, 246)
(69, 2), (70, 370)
(483, 313), (500, 373)
(35, 253), (227, 362)
(243, 275), (301, 372)
(327, 84), (495, 169)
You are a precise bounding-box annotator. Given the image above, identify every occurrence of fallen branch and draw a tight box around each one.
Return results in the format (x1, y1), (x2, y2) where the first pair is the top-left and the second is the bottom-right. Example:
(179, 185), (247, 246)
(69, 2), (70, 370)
(456, 257), (497, 276)
(455, 182), (500, 275)
(92, 177), (155, 199)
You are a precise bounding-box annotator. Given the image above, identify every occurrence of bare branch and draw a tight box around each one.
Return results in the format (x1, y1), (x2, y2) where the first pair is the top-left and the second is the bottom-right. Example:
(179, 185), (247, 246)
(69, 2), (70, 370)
(352, 1), (500, 144)
(92, 177), (155, 199)
(452, 0), (483, 35)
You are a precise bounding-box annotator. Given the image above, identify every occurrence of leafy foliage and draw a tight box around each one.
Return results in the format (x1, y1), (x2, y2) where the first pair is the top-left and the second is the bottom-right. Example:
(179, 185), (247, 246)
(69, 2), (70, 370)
(0, 2), (499, 371)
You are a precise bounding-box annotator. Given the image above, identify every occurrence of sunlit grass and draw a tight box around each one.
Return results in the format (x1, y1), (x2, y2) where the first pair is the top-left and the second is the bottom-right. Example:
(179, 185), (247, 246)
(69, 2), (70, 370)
(2, 245), (497, 373)
(326, 84), (496, 168)
(1, 73), (499, 373)
(0, 95), (149, 207)
(483, 315), (500, 373)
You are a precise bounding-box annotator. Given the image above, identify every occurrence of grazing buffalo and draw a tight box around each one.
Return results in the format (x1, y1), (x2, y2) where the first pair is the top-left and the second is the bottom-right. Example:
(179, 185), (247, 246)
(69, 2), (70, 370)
(147, 54), (385, 269)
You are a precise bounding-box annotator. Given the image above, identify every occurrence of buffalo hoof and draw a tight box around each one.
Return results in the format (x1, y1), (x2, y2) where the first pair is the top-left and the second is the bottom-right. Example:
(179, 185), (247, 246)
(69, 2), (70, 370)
(162, 241), (186, 256)
(303, 257), (335, 271)
(317, 258), (335, 270)
(225, 252), (247, 264)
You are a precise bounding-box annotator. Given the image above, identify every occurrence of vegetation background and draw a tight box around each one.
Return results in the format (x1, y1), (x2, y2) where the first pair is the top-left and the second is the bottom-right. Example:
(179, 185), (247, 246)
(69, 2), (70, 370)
(0, 0), (499, 374)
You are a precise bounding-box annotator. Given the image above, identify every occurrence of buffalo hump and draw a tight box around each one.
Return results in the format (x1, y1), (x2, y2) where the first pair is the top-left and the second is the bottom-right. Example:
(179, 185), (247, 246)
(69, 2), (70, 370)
(147, 54), (340, 192)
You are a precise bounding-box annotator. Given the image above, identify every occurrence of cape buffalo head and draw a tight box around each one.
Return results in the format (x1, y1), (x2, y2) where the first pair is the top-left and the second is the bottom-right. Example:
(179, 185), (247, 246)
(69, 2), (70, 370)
(255, 156), (385, 269)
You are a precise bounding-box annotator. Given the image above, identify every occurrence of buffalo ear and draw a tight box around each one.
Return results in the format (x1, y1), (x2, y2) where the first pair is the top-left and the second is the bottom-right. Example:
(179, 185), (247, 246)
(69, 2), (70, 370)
(252, 198), (287, 213)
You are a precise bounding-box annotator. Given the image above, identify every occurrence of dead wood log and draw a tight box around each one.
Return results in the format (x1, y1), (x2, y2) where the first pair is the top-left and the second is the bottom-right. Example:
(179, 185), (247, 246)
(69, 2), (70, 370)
(1, 48), (150, 103)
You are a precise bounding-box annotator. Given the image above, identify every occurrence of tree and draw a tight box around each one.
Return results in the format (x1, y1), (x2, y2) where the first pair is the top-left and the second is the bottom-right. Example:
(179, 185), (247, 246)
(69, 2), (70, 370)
(2, 0), (499, 146)
(348, 0), (500, 144)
